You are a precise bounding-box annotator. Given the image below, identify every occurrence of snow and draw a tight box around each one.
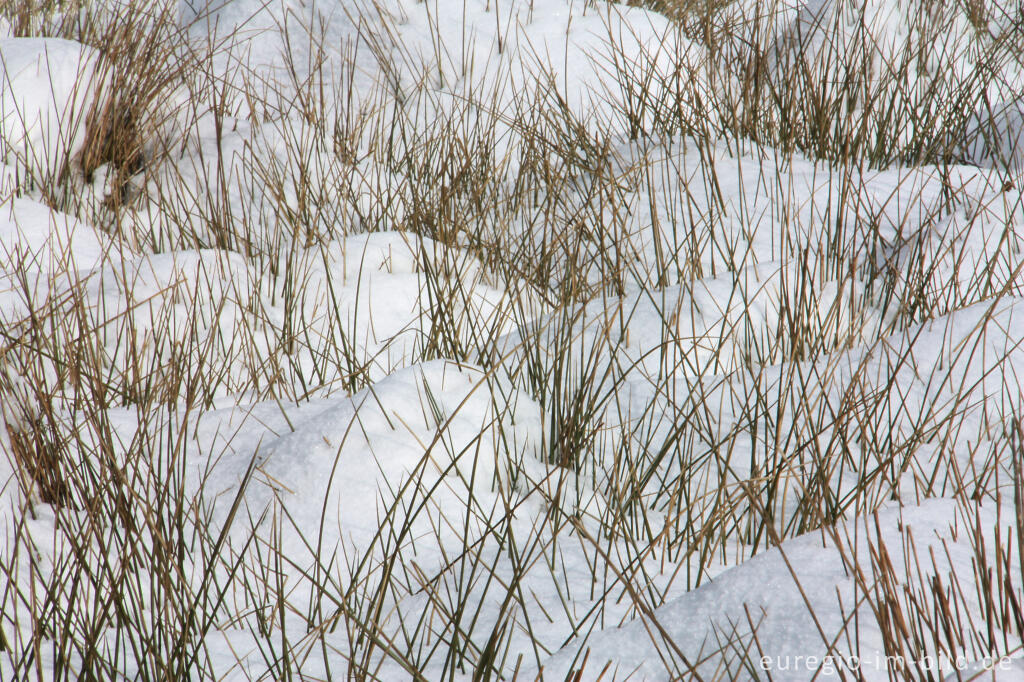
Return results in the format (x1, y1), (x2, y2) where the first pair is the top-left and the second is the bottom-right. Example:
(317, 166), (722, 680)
(0, 38), (103, 183)
(537, 499), (1023, 680)
(2, 0), (1024, 680)
(966, 100), (1024, 171)
(178, 0), (383, 112)
(0, 197), (109, 273)
(385, 0), (697, 119)
(197, 359), (543, 550)
(0, 197), (112, 324)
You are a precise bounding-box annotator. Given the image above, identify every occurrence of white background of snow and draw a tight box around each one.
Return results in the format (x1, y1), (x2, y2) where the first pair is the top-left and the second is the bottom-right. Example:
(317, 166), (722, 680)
(0, 38), (102, 181)
(1, 0), (1023, 680)
(537, 499), (1023, 680)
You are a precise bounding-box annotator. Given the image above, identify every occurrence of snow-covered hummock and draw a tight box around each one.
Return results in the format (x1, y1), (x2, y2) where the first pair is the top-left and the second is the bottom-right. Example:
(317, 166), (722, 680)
(709, 0), (1024, 169)
(0, 38), (103, 182)
(0, 197), (108, 272)
(383, 0), (700, 119)
(192, 358), (544, 549)
(178, 0), (383, 113)
(537, 499), (1023, 681)
(180, 0), (705, 131)
(0, 197), (112, 321)
(965, 100), (1024, 171)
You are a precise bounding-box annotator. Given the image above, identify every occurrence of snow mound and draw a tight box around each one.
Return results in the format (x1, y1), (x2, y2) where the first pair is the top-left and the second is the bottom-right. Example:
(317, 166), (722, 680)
(178, 0), (385, 114)
(385, 0), (705, 131)
(964, 100), (1024, 171)
(0, 197), (109, 275)
(0, 198), (113, 327)
(197, 358), (543, 553)
(539, 499), (1023, 681)
(0, 38), (103, 182)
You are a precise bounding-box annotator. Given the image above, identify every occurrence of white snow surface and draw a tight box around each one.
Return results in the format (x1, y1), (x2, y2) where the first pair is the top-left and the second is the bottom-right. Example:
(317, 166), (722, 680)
(538, 498), (1023, 680)
(2, 0), (1024, 680)
(0, 38), (103, 181)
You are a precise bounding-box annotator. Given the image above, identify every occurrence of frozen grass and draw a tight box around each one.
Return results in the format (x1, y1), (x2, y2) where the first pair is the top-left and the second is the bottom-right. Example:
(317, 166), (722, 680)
(1, 0), (1023, 679)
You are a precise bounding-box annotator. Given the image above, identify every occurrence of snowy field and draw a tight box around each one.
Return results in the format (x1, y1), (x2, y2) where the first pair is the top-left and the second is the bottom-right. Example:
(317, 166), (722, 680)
(1, 0), (1024, 679)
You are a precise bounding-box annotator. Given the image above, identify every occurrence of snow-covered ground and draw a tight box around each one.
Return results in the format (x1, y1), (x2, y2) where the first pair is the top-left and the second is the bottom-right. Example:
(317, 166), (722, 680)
(2, 0), (1023, 680)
